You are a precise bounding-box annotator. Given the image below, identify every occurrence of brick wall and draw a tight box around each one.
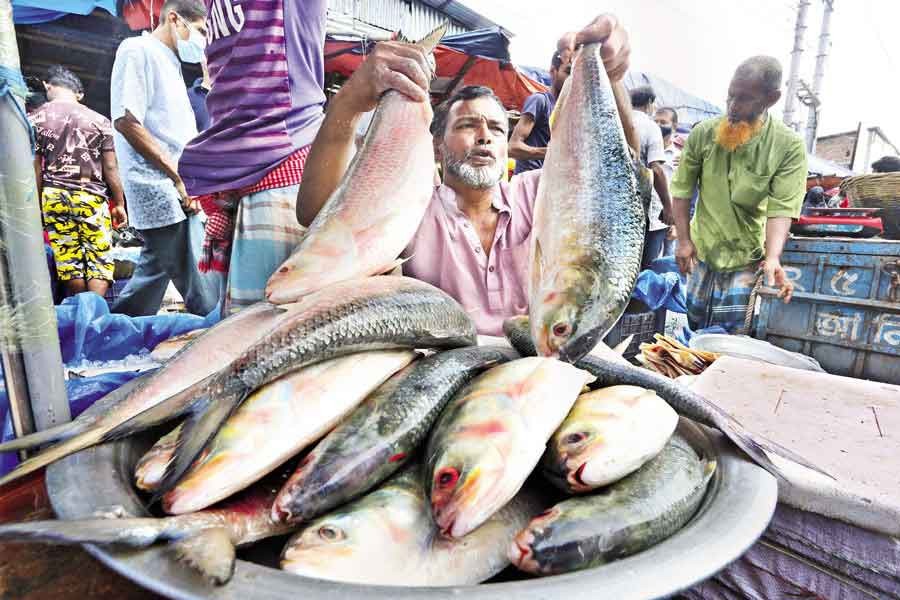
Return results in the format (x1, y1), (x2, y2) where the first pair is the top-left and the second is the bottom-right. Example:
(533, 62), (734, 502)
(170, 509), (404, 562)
(815, 131), (857, 169)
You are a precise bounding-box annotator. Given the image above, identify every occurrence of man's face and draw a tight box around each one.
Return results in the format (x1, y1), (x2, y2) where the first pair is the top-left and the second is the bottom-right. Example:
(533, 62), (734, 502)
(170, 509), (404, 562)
(437, 96), (508, 190)
(726, 77), (777, 124)
(551, 56), (572, 94)
(654, 110), (675, 131)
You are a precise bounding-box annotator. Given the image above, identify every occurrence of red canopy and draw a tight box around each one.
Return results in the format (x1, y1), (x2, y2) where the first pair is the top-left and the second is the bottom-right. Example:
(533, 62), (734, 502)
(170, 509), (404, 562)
(325, 41), (546, 110)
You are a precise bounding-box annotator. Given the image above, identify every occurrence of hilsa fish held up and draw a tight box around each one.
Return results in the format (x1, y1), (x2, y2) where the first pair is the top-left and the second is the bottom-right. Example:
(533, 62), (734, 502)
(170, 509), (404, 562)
(529, 42), (645, 363)
(265, 24), (448, 304)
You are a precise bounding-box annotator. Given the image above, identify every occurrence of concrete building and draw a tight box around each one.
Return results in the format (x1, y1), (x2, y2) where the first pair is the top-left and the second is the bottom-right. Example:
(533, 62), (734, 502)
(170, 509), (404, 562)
(816, 127), (900, 173)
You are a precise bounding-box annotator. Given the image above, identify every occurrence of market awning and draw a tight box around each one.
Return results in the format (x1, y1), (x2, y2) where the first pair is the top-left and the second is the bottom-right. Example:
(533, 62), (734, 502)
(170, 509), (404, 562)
(325, 28), (547, 110)
(11, 0), (115, 24)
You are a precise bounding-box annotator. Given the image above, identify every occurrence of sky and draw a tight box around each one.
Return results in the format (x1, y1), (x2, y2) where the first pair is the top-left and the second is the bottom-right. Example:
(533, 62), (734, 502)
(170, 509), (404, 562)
(460, 0), (900, 160)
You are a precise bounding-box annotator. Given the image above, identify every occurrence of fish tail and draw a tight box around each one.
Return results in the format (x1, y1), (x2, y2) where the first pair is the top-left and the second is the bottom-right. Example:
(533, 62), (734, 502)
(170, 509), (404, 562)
(719, 417), (832, 481)
(414, 21), (448, 55)
(0, 517), (166, 547)
(0, 420), (85, 453)
(101, 374), (217, 442)
(152, 381), (250, 500)
(171, 527), (236, 585)
(0, 428), (106, 488)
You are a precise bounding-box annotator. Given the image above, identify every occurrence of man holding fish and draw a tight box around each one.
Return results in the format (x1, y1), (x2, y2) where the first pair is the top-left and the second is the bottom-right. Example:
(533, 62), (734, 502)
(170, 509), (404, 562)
(295, 15), (632, 336)
(671, 56), (806, 333)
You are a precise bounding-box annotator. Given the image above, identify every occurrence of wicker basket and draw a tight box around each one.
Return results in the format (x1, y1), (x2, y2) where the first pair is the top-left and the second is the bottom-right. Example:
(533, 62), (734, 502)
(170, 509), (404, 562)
(840, 173), (900, 208)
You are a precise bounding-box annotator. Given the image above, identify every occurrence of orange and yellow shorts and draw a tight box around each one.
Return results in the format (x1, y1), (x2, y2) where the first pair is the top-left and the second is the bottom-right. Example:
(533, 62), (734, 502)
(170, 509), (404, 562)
(41, 186), (114, 282)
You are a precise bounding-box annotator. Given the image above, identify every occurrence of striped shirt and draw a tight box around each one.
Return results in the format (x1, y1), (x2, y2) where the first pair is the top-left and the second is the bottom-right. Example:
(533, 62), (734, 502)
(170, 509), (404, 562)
(178, 0), (326, 196)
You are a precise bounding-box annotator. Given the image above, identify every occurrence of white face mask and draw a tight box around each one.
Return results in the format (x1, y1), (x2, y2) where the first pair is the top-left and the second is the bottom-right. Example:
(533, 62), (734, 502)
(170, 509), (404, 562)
(172, 13), (205, 64)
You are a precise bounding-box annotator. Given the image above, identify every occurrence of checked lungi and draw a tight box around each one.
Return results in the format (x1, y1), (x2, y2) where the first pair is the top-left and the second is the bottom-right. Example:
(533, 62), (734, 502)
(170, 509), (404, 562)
(686, 260), (759, 334)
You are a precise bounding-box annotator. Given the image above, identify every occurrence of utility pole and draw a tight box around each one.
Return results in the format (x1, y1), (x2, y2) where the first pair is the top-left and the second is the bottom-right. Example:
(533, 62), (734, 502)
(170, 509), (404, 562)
(783, 0), (810, 132)
(805, 0), (834, 154)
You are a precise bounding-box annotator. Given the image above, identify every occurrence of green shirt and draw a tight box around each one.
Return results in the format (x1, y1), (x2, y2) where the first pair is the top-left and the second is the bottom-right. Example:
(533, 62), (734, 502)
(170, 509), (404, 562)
(671, 115), (807, 271)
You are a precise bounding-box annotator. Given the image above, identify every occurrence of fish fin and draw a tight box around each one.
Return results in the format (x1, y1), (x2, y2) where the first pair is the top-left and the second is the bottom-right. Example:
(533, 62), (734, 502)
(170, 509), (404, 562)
(0, 517), (165, 547)
(376, 256), (411, 276)
(101, 373), (218, 442)
(611, 334), (634, 356)
(152, 382), (250, 501)
(719, 416), (832, 482)
(414, 21), (448, 55)
(530, 239), (543, 301)
(171, 527), (236, 585)
(756, 436), (835, 481)
(0, 428), (106, 488)
(0, 420), (84, 453)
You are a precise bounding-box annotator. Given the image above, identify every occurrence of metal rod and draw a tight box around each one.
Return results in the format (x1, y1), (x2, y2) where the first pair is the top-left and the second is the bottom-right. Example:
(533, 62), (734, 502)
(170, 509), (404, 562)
(0, 0), (70, 434)
(805, 0), (834, 153)
(783, 0), (810, 132)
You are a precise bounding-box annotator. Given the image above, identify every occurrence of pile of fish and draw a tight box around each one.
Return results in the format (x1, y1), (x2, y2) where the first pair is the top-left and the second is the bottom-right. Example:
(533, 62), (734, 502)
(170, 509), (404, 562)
(0, 35), (829, 593)
(637, 334), (720, 378)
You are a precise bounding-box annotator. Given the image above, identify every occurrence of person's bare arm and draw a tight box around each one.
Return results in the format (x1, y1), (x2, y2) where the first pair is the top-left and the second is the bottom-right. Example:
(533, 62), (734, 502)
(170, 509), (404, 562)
(33, 154), (43, 201)
(508, 114), (546, 161)
(101, 149), (128, 229)
(650, 161), (674, 224)
(114, 110), (190, 206)
(763, 216), (794, 302)
(672, 195), (695, 274)
(612, 80), (639, 156)
(296, 42), (432, 227)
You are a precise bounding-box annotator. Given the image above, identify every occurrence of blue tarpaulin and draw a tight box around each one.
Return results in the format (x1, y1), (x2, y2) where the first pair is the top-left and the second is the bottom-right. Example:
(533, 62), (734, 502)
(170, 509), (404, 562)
(0, 293), (217, 475)
(12, 0), (115, 24)
(633, 256), (688, 314)
(441, 27), (511, 61)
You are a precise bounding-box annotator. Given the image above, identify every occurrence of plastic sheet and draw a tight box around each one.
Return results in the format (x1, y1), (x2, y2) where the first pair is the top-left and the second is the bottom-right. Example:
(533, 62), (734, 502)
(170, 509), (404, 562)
(56, 292), (215, 364)
(632, 266), (687, 314)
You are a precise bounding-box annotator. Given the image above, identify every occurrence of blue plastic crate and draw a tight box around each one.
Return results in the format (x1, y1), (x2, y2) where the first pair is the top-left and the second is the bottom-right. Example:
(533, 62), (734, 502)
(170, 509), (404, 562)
(754, 237), (900, 384)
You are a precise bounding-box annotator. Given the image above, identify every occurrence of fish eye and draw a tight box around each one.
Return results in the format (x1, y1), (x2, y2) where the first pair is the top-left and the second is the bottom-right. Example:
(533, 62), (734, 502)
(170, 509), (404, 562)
(436, 467), (460, 488)
(563, 432), (586, 445)
(317, 525), (344, 541)
(552, 322), (572, 338)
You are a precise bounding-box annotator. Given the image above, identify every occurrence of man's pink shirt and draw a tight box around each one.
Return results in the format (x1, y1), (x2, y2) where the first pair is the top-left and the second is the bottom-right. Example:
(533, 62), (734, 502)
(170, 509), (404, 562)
(403, 170), (541, 336)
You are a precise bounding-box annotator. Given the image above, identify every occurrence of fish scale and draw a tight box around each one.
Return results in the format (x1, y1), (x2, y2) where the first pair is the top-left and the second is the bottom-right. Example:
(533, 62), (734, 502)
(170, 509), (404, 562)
(155, 276), (477, 498)
(530, 42), (644, 363)
(272, 346), (518, 524)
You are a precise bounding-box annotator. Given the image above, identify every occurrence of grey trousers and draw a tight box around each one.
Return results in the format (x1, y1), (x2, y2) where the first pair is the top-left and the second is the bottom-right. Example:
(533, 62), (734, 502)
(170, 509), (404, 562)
(110, 215), (220, 317)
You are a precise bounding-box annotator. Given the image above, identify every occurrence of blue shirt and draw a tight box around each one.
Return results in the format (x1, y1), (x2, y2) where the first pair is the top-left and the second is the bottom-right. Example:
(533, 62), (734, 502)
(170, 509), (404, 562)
(514, 91), (555, 174)
(187, 77), (211, 133)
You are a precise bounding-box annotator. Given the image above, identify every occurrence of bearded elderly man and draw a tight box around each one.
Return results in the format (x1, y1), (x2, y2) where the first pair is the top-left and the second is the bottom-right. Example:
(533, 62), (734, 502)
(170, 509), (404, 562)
(672, 56), (807, 333)
(296, 16), (633, 335)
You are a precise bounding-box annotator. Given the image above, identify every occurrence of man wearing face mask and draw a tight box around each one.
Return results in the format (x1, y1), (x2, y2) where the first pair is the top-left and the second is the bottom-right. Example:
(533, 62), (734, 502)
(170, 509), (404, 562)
(108, 0), (218, 316)
(296, 15), (633, 336)
(671, 56), (807, 333)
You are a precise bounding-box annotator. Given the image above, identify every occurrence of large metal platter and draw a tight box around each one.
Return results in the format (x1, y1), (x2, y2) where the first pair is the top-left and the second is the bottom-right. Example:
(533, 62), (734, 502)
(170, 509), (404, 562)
(46, 420), (777, 600)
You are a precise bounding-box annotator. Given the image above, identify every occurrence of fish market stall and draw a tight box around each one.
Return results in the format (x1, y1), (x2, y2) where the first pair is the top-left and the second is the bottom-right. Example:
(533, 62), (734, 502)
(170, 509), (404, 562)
(682, 357), (900, 599)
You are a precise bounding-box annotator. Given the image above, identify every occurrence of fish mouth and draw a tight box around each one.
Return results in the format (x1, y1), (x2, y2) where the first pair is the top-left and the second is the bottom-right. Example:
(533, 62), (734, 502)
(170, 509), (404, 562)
(567, 462), (592, 493)
(509, 531), (540, 572)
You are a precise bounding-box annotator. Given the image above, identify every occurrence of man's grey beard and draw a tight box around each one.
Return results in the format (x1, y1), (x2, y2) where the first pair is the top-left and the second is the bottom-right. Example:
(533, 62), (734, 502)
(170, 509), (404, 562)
(442, 146), (503, 189)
